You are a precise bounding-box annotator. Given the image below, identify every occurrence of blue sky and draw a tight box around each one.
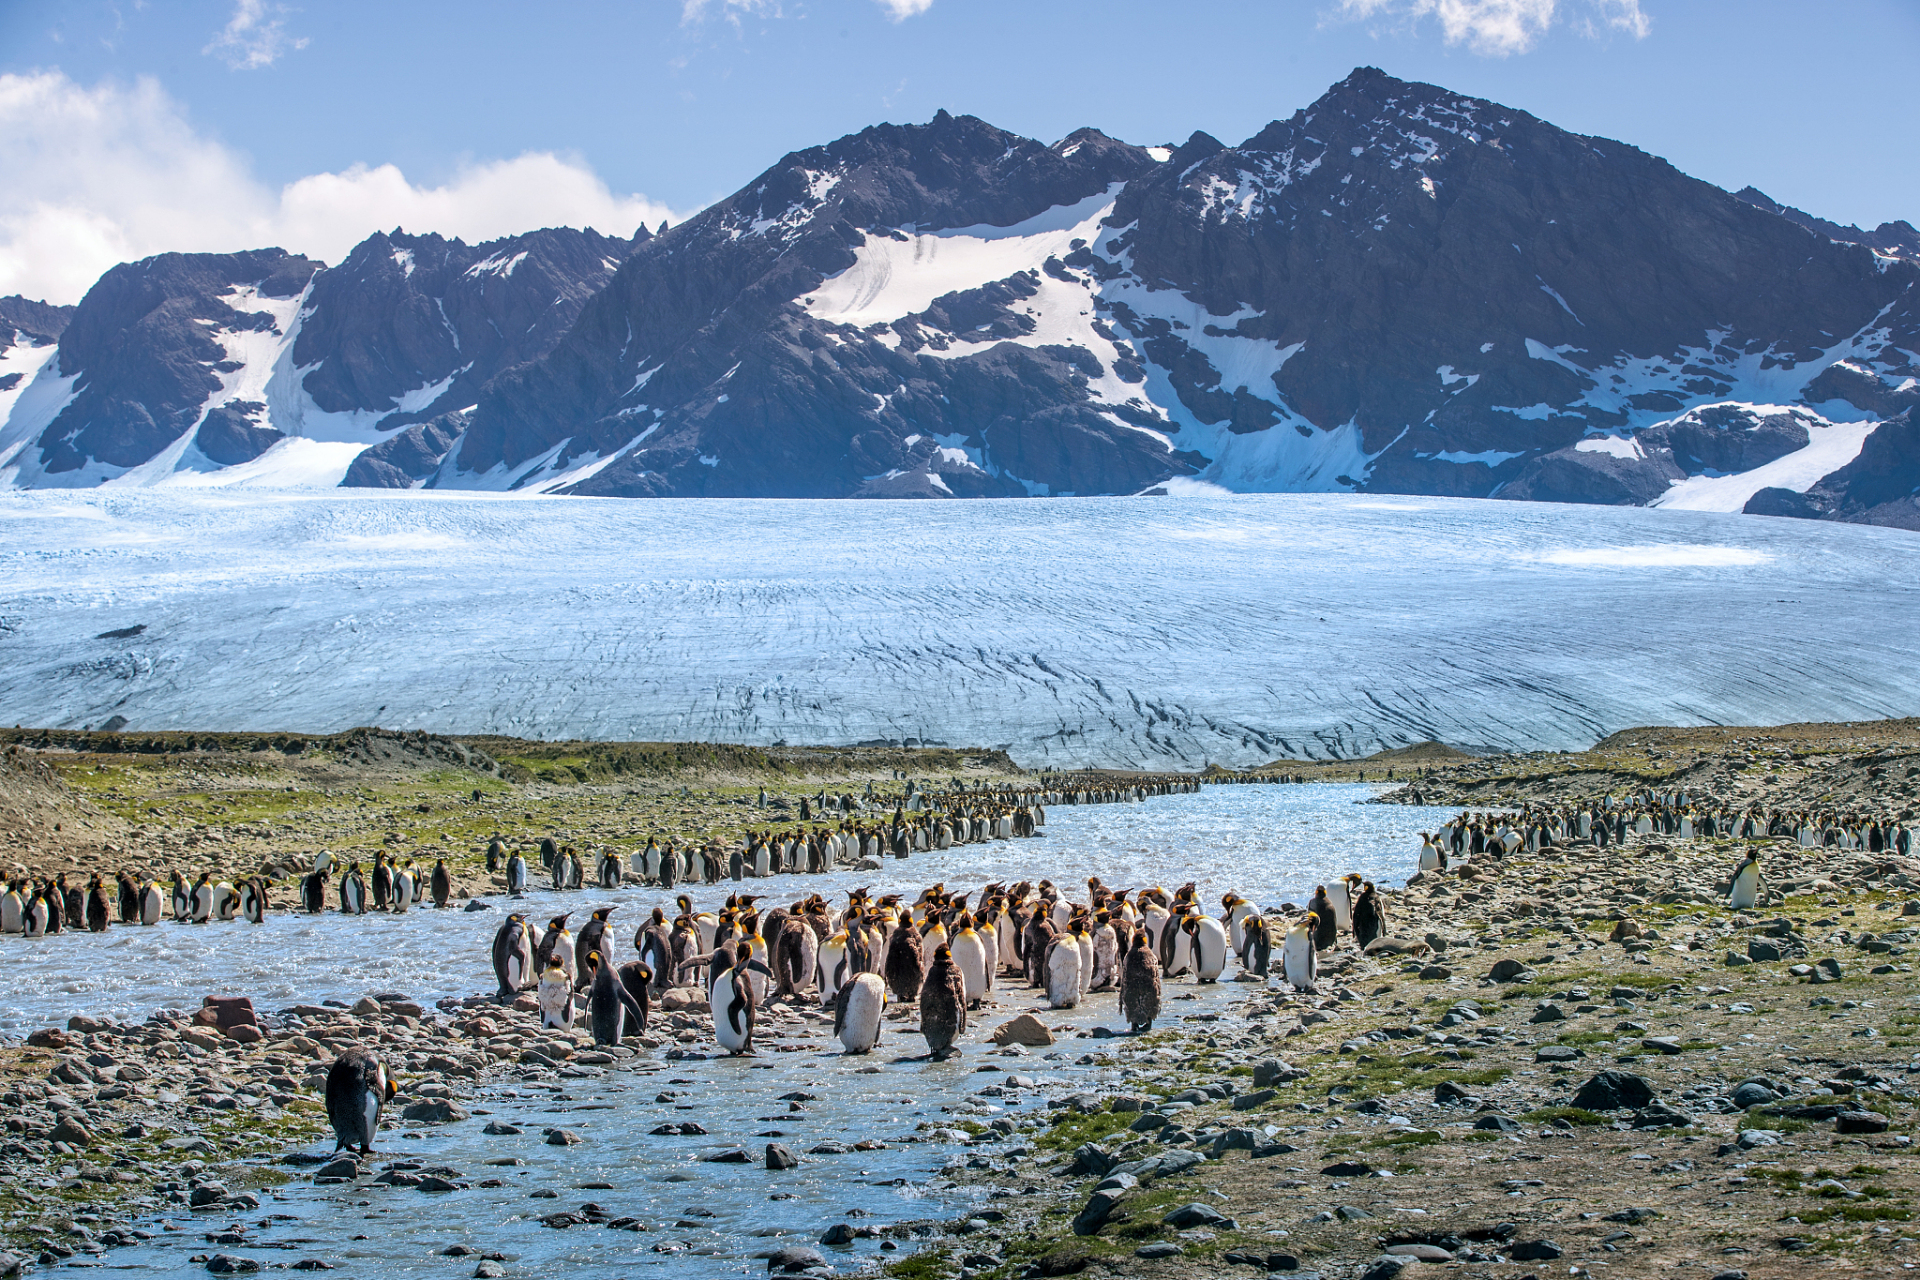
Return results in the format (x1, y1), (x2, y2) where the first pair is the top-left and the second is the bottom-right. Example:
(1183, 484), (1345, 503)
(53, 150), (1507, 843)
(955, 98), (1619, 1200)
(2, 0), (1916, 303)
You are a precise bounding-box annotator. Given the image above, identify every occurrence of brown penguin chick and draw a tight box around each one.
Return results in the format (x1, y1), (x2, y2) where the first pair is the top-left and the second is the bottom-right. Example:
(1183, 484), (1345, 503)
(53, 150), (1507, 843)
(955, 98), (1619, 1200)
(1023, 910), (1057, 988)
(1243, 915), (1273, 978)
(918, 944), (967, 1059)
(1308, 886), (1338, 950)
(1118, 929), (1162, 1034)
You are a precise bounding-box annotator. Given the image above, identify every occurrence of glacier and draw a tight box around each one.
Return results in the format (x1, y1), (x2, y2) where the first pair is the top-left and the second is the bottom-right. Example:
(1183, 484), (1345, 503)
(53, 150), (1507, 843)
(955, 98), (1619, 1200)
(1, 490), (1917, 768)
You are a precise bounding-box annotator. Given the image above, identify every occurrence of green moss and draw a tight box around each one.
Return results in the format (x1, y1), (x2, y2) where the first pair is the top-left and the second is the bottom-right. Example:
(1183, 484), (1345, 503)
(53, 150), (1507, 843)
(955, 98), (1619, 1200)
(1522, 1106), (1609, 1126)
(1033, 1108), (1136, 1153)
(1796, 1202), (1911, 1225)
(884, 1246), (954, 1280)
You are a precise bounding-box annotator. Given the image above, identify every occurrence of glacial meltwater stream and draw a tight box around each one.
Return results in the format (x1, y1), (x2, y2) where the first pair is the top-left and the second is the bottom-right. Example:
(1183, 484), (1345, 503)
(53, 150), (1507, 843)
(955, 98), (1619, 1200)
(1, 784), (1457, 1278)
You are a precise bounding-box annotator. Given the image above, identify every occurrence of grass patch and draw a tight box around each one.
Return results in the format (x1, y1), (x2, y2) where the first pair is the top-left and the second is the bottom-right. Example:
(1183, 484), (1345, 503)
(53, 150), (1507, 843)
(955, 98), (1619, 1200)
(884, 1247), (953, 1280)
(1033, 1108), (1136, 1153)
(1364, 1129), (1444, 1150)
(1740, 1113), (1811, 1134)
(1797, 1202), (1911, 1225)
(1522, 1106), (1609, 1127)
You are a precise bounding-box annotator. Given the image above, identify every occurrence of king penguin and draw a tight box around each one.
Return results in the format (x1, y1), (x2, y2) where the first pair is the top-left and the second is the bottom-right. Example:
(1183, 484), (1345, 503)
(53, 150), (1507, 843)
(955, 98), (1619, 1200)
(325, 1049), (397, 1156)
(492, 912), (535, 1001)
(832, 971), (887, 1054)
(537, 955), (576, 1030)
(1729, 849), (1762, 910)
(918, 944), (967, 1058)
(1283, 913), (1320, 993)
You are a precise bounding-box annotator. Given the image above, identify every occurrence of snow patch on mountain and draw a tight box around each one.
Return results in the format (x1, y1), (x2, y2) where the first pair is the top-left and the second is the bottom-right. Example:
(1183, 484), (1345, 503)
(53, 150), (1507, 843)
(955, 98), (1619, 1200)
(1652, 406), (1879, 513)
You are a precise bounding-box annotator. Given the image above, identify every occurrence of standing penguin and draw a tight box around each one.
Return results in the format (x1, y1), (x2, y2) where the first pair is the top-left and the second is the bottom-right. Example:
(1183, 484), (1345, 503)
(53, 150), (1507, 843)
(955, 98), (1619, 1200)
(239, 878), (268, 924)
(170, 871), (191, 922)
(1242, 915), (1273, 979)
(1729, 849), (1762, 910)
(918, 944), (967, 1059)
(301, 867), (326, 914)
(1351, 882), (1385, 949)
(1117, 930), (1162, 1033)
(85, 875), (111, 932)
(1183, 913), (1229, 983)
(1282, 914), (1320, 994)
(537, 955), (575, 1030)
(339, 863), (368, 916)
(711, 950), (758, 1056)
(506, 849), (528, 896)
(189, 873), (214, 924)
(574, 908), (616, 989)
(597, 850), (621, 889)
(492, 913), (535, 1001)
(429, 859), (452, 909)
(585, 951), (645, 1046)
(833, 972), (887, 1054)
(1307, 886), (1338, 950)
(1418, 833), (1445, 873)
(616, 961), (653, 1039)
(324, 1048), (397, 1156)
(139, 878), (164, 926)
(1043, 930), (1083, 1009)
(949, 913), (991, 1009)
(883, 918), (925, 1005)
(370, 853), (392, 910)
(116, 872), (139, 924)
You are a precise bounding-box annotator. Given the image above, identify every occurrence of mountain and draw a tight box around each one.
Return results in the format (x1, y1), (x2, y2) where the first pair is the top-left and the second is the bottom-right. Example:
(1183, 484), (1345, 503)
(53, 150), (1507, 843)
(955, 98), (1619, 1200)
(0, 227), (642, 487)
(2, 68), (1915, 528)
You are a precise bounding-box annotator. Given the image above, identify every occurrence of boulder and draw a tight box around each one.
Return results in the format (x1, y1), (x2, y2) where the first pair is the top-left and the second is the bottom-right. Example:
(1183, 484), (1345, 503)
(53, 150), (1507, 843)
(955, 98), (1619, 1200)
(1510, 1240), (1565, 1262)
(401, 1099), (469, 1123)
(544, 1128), (583, 1146)
(991, 1013), (1054, 1047)
(1164, 1202), (1235, 1229)
(1571, 1070), (1655, 1111)
(50, 1114), (92, 1148)
(201, 996), (258, 1030)
(1487, 959), (1532, 982)
(765, 1142), (799, 1170)
(205, 1257), (261, 1275)
(1835, 1110), (1890, 1134)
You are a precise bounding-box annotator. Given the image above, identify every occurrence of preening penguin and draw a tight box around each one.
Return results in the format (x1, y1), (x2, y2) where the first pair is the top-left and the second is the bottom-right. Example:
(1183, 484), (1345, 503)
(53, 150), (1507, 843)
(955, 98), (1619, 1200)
(1117, 930), (1161, 1033)
(918, 944), (967, 1058)
(339, 863), (368, 916)
(189, 873), (214, 924)
(537, 955), (576, 1030)
(1183, 913), (1229, 983)
(617, 961), (653, 1039)
(85, 875), (110, 932)
(598, 850), (622, 889)
(139, 879), (163, 926)
(325, 1048), (397, 1156)
(1282, 914), (1320, 994)
(492, 913), (535, 1001)
(301, 869), (326, 915)
(712, 950), (758, 1056)
(1729, 849), (1762, 910)
(1241, 915), (1273, 979)
(239, 878), (267, 924)
(170, 872), (190, 922)
(833, 972), (887, 1054)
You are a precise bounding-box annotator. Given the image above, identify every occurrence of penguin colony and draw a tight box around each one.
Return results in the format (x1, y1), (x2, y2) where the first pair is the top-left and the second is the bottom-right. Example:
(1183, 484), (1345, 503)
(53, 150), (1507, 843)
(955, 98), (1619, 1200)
(0, 778), (1197, 941)
(1411, 799), (1913, 859)
(483, 871), (1383, 1061)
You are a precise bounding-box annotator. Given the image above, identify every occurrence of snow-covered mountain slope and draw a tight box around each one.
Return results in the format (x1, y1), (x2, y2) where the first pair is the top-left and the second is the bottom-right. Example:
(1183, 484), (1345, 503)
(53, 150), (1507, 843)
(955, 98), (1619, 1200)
(4, 491), (1918, 767)
(1, 68), (1915, 525)
(0, 228), (642, 490)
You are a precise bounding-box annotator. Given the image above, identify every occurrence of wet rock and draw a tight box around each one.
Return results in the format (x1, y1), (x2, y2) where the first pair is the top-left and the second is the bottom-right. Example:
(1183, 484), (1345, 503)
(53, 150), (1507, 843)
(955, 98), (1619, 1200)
(764, 1245), (827, 1271)
(809, 1142), (852, 1155)
(1572, 1070), (1655, 1112)
(544, 1129), (582, 1146)
(313, 1157), (361, 1182)
(1164, 1202), (1235, 1229)
(205, 1257), (260, 1275)
(819, 1223), (856, 1245)
(706, 1149), (753, 1164)
(482, 1121), (522, 1135)
(991, 1014), (1054, 1047)
(765, 1143), (799, 1170)
(1836, 1110), (1890, 1134)
(473, 1265), (504, 1279)
(401, 1099), (469, 1123)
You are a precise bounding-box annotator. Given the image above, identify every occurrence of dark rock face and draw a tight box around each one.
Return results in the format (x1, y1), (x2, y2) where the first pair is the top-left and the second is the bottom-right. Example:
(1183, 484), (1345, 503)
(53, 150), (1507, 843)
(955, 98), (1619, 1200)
(1732, 186), (1920, 262)
(15, 227), (638, 484)
(1502, 404), (1821, 506)
(31, 250), (321, 475)
(1746, 408), (1920, 530)
(0, 295), (75, 348)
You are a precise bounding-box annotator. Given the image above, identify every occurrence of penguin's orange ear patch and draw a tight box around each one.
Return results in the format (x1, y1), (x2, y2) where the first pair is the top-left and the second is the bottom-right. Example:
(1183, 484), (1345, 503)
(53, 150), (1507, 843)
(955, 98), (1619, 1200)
(385, 1077), (399, 1099)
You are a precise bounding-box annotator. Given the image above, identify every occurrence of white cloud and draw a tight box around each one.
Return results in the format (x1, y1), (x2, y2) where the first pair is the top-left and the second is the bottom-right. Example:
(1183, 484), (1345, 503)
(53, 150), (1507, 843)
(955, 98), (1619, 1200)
(203, 0), (309, 71)
(1333, 0), (1650, 56)
(0, 71), (678, 305)
(680, 0), (783, 27)
(875, 0), (936, 19)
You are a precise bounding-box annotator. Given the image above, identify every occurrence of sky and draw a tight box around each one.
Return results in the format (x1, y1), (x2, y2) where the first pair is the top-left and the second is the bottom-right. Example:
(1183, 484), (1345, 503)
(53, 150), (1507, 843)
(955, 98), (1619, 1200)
(1, 0), (1916, 304)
